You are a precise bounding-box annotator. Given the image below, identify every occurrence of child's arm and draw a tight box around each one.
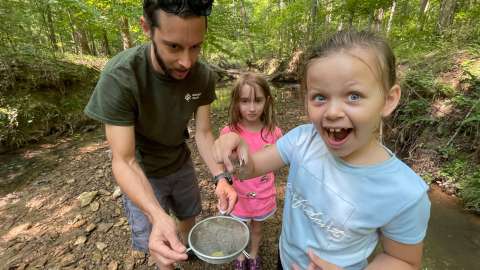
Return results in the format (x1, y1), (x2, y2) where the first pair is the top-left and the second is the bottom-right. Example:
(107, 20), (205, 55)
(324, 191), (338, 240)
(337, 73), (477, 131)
(366, 236), (423, 270)
(303, 238), (422, 270)
(213, 132), (285, 178)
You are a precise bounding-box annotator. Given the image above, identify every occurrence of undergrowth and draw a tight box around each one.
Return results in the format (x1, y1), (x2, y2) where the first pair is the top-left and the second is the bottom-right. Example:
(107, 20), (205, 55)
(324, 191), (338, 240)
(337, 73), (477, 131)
(0, 53), (99, 150)
(388, 41), (480, 212)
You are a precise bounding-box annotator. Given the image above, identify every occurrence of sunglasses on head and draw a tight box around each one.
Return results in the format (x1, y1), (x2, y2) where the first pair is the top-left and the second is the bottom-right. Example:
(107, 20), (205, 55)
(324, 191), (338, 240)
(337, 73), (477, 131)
(153, 0), (213, 16)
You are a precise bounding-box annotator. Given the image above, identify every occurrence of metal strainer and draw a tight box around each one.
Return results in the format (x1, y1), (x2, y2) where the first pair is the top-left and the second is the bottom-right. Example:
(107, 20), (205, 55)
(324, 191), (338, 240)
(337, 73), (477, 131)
(187, 216), (250, 264)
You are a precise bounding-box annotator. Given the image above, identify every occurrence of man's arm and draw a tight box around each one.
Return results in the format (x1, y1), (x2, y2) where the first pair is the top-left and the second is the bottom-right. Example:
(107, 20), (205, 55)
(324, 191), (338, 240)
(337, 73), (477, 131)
(194, 105), (237, 213)
(105, 124), (187, 266)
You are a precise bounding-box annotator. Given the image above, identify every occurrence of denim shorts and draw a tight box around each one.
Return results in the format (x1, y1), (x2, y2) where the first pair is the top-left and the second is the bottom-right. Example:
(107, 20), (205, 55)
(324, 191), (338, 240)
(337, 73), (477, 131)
(122, 159), (201, 252)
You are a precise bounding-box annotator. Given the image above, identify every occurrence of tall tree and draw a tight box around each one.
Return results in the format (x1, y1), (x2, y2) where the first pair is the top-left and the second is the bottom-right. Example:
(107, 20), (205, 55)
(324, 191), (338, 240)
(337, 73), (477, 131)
(438, 0), (457, 34)
(119, 16), (133, 50)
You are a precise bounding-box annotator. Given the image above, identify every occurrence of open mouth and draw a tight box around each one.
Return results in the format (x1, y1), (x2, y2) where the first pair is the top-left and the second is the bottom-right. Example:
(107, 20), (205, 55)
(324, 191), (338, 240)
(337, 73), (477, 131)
(325, 128), (352, 143)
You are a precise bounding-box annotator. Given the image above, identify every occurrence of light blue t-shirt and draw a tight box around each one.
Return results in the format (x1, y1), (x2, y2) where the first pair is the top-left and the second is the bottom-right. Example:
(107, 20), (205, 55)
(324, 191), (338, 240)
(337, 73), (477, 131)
(276, 124), (430, 270)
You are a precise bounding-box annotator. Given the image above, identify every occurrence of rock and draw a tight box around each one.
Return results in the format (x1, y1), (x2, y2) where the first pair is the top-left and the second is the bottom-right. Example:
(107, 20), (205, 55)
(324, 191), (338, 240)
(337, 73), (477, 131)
(112, 186), (122, 199)
(114, 218), (127, 227)
(92, 251), (103, 263)
(96, 242), (107, 251)
(98, 222), (114, 233)
(60, 254), (77, 267)
(72, 219), (87, 228)
(107, 260), (119, 270)
(78, 191), (98, 207)
(74, 235), (87, 246)
(66, 178), (76, 184)
(85, 223), (97, 233)
(90, 201), (100, 212)
(99, 189), (111, 196)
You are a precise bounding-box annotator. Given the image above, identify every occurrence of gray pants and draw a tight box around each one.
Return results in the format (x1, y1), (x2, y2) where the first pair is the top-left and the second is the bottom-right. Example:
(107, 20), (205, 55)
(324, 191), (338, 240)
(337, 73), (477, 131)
(123, 159), (201, 252)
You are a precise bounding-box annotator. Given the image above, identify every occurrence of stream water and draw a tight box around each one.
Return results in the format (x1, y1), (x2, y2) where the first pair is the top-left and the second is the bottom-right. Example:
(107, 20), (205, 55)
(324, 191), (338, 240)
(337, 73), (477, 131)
(423, 186), (480, 269)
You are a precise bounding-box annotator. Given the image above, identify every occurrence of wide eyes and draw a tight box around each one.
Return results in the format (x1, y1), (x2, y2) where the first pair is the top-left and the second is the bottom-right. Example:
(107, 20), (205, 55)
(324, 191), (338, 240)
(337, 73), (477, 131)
(310, 92), (362, 103)
(312, 94), (326, 103)
(348, 93), (361, 102)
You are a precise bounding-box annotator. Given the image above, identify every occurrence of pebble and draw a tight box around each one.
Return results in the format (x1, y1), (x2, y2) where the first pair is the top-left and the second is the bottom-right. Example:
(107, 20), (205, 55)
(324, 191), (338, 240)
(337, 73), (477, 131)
(74, 236), (87, 246)
(85, 223), (97, 233)
(60, 254), (77, 266)
(112, 186), (122, 199)
(98, 222), (114, 233)
(78, 191), (98, 207)
(96, 242), (107, 251)
(108, 260), (119, 270)
(90, 201), (100, 212)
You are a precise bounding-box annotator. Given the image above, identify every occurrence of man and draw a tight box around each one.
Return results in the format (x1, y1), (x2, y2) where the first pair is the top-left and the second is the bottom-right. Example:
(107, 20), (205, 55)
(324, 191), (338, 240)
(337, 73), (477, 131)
(84, 1), (237, 269)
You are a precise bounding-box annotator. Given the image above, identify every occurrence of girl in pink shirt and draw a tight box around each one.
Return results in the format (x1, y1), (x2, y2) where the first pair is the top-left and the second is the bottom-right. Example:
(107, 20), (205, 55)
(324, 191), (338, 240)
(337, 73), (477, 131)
(221, 72), (282, 270)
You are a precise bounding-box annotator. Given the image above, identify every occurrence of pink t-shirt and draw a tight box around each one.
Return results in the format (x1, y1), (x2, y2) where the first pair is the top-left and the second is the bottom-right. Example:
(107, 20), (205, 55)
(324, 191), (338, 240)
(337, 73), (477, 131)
(220, 124), (283, 218)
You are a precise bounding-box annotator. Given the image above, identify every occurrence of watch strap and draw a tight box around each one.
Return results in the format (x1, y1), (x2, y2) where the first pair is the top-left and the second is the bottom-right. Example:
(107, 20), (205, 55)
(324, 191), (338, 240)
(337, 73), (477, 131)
(212, 171), (233, 185)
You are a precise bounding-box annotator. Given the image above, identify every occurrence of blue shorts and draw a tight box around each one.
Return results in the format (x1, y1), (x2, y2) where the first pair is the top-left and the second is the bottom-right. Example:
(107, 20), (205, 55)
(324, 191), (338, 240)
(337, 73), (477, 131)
(122, 159), (201, 252)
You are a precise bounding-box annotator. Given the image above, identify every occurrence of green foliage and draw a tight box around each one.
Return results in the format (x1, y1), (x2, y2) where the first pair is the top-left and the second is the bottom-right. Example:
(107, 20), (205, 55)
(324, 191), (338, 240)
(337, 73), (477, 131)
(460, 171), (480, 213)
(0, 54), (98, 148)
(438, 156), (480, 213)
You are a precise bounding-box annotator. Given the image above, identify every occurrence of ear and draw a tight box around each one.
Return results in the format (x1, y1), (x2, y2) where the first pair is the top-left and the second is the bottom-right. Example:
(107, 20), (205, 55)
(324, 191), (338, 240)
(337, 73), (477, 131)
(140, 16), (152, 37)
(382, 84), (401, 117)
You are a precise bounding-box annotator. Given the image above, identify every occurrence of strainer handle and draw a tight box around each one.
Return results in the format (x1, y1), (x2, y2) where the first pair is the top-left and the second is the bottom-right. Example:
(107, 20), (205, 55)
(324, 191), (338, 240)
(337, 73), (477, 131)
(242, 250), (252, 259)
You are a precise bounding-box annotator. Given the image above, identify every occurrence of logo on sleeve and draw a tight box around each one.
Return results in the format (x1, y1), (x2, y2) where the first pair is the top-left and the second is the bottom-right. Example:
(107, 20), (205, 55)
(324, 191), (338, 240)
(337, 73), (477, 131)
(185, 92), (202, 102)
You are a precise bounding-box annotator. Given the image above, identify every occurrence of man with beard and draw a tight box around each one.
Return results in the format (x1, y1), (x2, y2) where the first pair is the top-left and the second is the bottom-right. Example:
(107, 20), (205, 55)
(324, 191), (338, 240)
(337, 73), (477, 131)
(84, 1), (237, 269)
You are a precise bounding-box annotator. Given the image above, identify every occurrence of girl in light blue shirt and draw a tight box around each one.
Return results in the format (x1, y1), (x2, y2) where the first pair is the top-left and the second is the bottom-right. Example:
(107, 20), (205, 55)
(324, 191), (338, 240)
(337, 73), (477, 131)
(213, 30), (430, 270)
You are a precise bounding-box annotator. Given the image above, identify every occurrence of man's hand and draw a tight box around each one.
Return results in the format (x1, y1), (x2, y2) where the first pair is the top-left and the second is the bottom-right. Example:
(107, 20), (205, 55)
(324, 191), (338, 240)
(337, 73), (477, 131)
(215, 179), (237, 214)
(292, 250), (344, 270)
(148, 213), (188, 268)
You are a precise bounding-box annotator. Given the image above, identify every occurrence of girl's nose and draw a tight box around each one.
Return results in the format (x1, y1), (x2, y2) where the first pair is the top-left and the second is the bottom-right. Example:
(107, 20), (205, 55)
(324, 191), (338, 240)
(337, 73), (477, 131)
(325, 101), (345, 119)
(248, 101), (256, 110)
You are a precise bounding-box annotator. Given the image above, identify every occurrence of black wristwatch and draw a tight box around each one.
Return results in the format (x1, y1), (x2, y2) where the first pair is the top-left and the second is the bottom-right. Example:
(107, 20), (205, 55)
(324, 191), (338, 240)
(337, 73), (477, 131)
(212, 171), (233, 186)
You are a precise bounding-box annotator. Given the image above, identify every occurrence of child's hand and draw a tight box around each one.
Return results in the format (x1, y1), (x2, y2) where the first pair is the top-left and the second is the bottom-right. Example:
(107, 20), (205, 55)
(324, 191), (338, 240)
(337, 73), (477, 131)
(292, 249), (344, 270)
(213, 132), (249, 173)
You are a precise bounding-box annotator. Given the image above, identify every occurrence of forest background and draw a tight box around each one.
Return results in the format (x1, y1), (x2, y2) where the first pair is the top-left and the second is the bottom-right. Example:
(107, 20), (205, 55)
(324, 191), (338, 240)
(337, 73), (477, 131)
(0, 0), (479, 212)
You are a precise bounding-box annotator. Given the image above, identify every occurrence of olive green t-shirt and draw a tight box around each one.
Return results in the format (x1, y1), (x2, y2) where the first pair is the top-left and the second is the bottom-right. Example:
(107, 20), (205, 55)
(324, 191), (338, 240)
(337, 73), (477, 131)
(84, 44), (216, 177)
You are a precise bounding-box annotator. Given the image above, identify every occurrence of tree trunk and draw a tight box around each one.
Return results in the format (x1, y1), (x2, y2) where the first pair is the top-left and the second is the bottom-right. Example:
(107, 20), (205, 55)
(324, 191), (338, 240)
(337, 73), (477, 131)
(120, 16), (133, 50)
(306, 0), (318, 46)
(438, 0), (457, 34)
(90, 31), (97, 56)
(325, 0), (333, 26)
(419, 0), (430, 31)
(386, 1), (396, 36)
(76, 28), (92, 55)
(370, 8), (384, 32)
(45, 3), (58, 51)
(348, 10), (355, 28)
(67, 10), (79, 54)
(102, 29), (111, 56)
(238, 0), (256, 62)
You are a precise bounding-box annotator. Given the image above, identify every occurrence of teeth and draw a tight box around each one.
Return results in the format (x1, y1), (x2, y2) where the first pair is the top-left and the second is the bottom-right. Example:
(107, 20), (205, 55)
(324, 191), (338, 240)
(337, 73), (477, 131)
(327, 128), (343, 133)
